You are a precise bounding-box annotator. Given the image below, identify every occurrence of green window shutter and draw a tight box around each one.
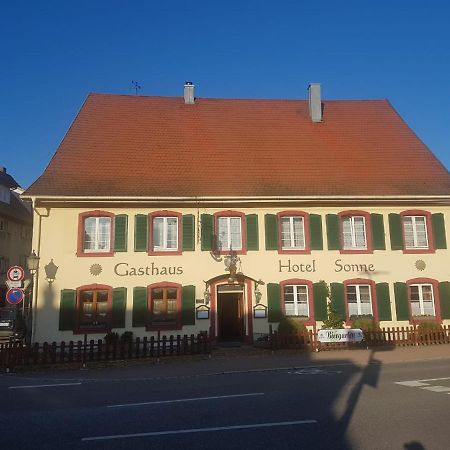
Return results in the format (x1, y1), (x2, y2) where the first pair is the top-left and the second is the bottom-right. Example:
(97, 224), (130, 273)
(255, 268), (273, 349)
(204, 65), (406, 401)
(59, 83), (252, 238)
(132, 287), (147, 327)
(114, 214), (128, 252)
(330, 282), (345, 319)
(201, 214), (214, 251)
(134, 214), (148, 252)
(181, 285), (196, 325)
(326, 214), (341, 250)
(309, 214), (323, 250)
(313, 282), (328, 321)
(388, 213), (403, 250)
(59, 289), (76, 331)
(432, 213), (447, 249)
(394, 282), (409, 321)
(371, 213), (386, 250)
(246, 214), (259, 251)
(267, 283), (281, 322)
(438, 281), (450, 320)
(376, 283), (392, 321)
(265, 214), (278, 250)
(182, 214), (195, 251)
(112, 287), (127, 328)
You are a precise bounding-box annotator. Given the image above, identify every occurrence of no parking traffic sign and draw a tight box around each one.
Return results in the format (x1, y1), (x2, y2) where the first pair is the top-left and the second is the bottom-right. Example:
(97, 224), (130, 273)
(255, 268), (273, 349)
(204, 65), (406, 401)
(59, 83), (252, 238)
(7, 266), (25, 282)
(6, 288), (24, 305)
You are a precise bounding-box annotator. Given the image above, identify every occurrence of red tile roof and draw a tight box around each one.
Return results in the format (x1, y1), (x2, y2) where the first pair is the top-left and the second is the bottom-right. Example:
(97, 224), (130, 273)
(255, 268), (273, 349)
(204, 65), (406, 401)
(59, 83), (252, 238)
(26, 93), (450, 198)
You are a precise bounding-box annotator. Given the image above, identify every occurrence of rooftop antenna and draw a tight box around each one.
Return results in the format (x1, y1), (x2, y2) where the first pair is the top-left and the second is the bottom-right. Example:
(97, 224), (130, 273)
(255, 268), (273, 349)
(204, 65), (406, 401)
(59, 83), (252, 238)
(131, 80), (142, 95)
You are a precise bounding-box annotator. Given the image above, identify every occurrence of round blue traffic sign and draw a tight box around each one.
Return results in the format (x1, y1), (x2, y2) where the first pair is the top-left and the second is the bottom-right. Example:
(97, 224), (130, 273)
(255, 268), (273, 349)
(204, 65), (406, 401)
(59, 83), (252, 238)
(6, 288), (24, 305)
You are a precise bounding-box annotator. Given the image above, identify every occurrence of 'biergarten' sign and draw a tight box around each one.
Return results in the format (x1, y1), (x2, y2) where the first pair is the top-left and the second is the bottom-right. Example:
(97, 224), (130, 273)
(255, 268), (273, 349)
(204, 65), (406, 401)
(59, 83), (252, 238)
(317, 329), (364, 343)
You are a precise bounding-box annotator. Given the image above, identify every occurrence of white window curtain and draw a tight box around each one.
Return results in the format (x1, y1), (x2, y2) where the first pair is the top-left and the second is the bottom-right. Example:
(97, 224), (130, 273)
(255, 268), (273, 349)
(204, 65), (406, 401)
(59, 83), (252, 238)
(281, 216), (305, 249)
(84, 217), (111, 252)
(403, 216), (428, 249)
(347, 285), (372, 317)
(284, 285), (309, 317)
(342, 216), (367, 249)
(410, 284), (435, 316)
(153, 217), (178, 250)
(218, 217), (242, 250)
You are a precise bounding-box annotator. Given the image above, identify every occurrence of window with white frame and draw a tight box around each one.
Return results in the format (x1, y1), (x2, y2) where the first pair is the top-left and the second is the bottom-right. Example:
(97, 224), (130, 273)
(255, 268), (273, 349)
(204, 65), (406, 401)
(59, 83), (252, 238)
(281, 216), (305, 250)
(83, 217), (112, 252)
(410, 284), (435, 316)
(347, 284), (372, 317)
(153, 217), (178, 251)
(403, 216), (428, 249)
(283, 285), (309, 317)
(218, 217), (242, 250)
(342, 216), (367, 249)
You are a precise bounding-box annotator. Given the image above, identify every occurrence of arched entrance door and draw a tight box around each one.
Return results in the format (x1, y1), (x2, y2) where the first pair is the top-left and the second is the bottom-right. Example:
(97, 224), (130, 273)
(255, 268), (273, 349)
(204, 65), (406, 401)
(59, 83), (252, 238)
(207, 275), (257, 344)
(216, 284), (245, 342)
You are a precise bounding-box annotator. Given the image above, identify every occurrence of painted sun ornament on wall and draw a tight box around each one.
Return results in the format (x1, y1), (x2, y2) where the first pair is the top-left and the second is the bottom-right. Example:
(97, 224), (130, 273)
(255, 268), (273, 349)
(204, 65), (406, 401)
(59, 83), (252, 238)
(90, 263), (102, 276)
(415, 260), (426, 271)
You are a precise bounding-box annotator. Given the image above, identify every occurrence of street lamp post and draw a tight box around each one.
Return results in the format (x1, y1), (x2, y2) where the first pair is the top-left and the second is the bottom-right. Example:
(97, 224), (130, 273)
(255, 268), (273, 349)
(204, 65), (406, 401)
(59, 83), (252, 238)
(26, 250), (40, 344)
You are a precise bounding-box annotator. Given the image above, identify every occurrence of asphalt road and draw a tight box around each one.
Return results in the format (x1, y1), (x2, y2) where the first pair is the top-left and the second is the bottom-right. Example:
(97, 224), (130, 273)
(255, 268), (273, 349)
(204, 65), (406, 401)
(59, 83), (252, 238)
(1, 355), (449, 450)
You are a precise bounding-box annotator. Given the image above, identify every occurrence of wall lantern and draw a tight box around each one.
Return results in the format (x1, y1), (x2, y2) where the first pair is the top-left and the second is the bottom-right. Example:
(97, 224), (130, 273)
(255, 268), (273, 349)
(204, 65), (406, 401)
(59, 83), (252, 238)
(203, 281), (211, 305)
(26, 250), (40, 275)
(254, 283), (262, 304)
(44, 259), (59, 284)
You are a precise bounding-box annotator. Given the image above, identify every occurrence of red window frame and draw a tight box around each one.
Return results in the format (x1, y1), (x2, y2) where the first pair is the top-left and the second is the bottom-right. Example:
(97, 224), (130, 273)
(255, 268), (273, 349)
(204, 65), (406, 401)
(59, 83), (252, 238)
(148, 211), (182, 256)
(75, 284), (112, 334)
(338, 210), (373, 254)
(343, 278), (378, 324)
(406, 278), (441, 324)
(213, 211), (247, 255)
(277, 211), (310, 254)
(77, 210), (115, 257)
(400, 210), (434, 254)
(280, 279), (315, 326)
(147, 282), (182, 331)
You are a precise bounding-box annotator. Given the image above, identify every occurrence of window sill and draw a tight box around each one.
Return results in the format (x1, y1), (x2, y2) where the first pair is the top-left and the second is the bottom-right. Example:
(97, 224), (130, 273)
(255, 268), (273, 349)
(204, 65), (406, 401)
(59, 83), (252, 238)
(146, 323), (182, 331)
(77, 251), (114, 257)
(74, 327), (109, 335)
(148, 249), (182, 256)
(278, 248), (311, 255)
(340, 248), (373, 255)
(402, 248), (435, 254)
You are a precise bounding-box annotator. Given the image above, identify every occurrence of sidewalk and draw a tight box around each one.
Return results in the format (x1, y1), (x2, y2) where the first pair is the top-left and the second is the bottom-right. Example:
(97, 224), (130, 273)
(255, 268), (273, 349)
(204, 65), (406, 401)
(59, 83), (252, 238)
(6, 344), (450, 381)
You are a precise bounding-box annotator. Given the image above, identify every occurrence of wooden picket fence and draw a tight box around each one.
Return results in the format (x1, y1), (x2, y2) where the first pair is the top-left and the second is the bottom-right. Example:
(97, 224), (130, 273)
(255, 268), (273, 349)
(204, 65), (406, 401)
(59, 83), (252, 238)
(0, 331), (211, 370)
(269, 325), (450, 351)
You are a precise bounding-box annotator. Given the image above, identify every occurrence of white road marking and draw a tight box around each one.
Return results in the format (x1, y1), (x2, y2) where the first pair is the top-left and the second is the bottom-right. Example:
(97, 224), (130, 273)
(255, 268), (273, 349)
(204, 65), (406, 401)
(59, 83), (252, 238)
(82, 419), (318, 441)
(289, 368), (342, 375)
(107, 392), (265, 408)
(8, 382), (82, 389)
(417, 376), (450, 382)
(421, 386), (450, 393)
(395, 381), (430, 387)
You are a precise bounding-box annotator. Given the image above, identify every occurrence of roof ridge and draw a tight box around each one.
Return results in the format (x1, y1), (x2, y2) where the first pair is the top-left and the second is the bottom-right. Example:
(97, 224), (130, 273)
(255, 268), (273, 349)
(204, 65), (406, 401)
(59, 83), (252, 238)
(87, 92), (389, 103)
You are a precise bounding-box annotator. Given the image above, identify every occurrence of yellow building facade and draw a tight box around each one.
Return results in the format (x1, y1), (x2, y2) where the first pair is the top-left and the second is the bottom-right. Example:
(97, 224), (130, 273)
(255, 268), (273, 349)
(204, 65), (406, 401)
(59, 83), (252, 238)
(25, 85), (450, 343)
